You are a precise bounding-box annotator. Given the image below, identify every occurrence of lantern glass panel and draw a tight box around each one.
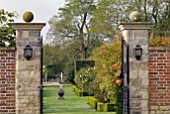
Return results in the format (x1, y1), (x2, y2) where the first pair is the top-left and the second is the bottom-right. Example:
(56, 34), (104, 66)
(25, 50), (32, 57)
(135, 49), (142, 57)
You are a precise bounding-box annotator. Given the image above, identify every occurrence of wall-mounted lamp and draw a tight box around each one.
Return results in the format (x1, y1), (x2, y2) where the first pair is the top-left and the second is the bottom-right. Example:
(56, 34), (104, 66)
(133, 44), (142, 60)
(24, 43), (33, 60)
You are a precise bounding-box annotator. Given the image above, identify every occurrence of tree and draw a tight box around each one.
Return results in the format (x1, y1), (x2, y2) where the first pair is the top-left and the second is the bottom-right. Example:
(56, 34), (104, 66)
(43, 39), (81, 82)
(149, 0), (170, 37)
(47, 0), (169, 49)
(0, 9), (17, 47)
(123, 0), (170, 37)
(43, 44), (60, 65)
(90, 0), (127, 40)
(47, 0), (98, 60)
(45, 0), (169, 82)
(90, 0), (169, 38)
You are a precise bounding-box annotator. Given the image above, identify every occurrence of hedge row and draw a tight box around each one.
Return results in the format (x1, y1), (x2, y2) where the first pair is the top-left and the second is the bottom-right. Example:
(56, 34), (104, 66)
(88, 96), (98, 108)
(97, 102), (116, 112)
(88, 96), (117, 112)
(71, 85), (89, 96)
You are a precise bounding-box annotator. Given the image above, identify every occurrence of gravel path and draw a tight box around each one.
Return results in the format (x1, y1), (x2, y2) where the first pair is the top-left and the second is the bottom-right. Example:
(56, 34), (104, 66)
(43, 82), (71, 86)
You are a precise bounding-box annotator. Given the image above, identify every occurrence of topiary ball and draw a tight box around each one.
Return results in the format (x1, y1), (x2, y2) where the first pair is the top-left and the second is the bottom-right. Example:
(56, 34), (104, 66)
(23, 11), (34, 23)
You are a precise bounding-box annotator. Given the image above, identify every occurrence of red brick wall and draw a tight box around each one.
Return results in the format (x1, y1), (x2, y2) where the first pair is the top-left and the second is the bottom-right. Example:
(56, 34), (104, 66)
(0, 48), (15, 113)
(149, 47), (170, 109)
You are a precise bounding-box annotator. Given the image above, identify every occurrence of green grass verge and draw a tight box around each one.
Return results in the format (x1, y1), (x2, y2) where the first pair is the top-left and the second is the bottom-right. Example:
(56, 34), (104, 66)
(43, 85), (116, 114)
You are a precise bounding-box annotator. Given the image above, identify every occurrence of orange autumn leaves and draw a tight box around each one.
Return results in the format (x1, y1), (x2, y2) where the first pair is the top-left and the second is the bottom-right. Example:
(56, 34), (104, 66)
(111, 63), (122, 86)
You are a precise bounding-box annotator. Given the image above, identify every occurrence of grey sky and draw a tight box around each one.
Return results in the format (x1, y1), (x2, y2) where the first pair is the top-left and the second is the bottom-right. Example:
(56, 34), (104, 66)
(0, 0), (65, 43)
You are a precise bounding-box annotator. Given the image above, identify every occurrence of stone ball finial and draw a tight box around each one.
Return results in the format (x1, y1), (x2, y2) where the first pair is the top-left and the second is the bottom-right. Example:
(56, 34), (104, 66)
(129, 11), (141, 22)
(23, 11), (34, 23)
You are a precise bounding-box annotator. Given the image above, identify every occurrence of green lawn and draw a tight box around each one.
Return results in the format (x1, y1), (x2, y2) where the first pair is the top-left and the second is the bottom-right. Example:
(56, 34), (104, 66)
(43, 85), (116, 114)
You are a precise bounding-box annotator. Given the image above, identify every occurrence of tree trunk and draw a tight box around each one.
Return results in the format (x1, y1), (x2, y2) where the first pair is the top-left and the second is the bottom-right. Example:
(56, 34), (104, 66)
(79, 12), (87, 60)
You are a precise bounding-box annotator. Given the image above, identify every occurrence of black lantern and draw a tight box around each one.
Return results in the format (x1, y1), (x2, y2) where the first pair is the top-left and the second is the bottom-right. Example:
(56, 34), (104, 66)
(24, 44), (33, 60)
(133, 44), (142, 60)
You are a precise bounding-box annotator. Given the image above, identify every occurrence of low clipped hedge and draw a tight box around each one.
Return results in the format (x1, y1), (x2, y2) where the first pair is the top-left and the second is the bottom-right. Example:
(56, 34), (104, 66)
(97, 102), (104, 111)
(88, 96), (117, 112)
(102, 103), (115, 112)
(71, 85), (89, 96)
(88, 96), (98, 109)
(72, 85), (76, 92)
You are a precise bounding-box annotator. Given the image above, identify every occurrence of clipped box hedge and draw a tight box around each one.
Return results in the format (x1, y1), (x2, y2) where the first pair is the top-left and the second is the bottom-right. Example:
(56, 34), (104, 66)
(97, 102), (104, 111)
(97, 102), (116, 112)
(75, 88), (82, 96)
(102, 103), (115, 112)
(88, 96), (117, 112)
(75, 60), (95, 71)
(72, 85), (76, 92)
(88, 96), (98, 109)
(71, 85), (89, 96)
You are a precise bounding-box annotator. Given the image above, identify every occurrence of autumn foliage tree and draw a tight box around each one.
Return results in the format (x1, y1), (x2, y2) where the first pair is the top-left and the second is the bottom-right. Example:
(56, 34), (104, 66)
(74, 40), (122, 103)
(89, 41), (121, 102)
